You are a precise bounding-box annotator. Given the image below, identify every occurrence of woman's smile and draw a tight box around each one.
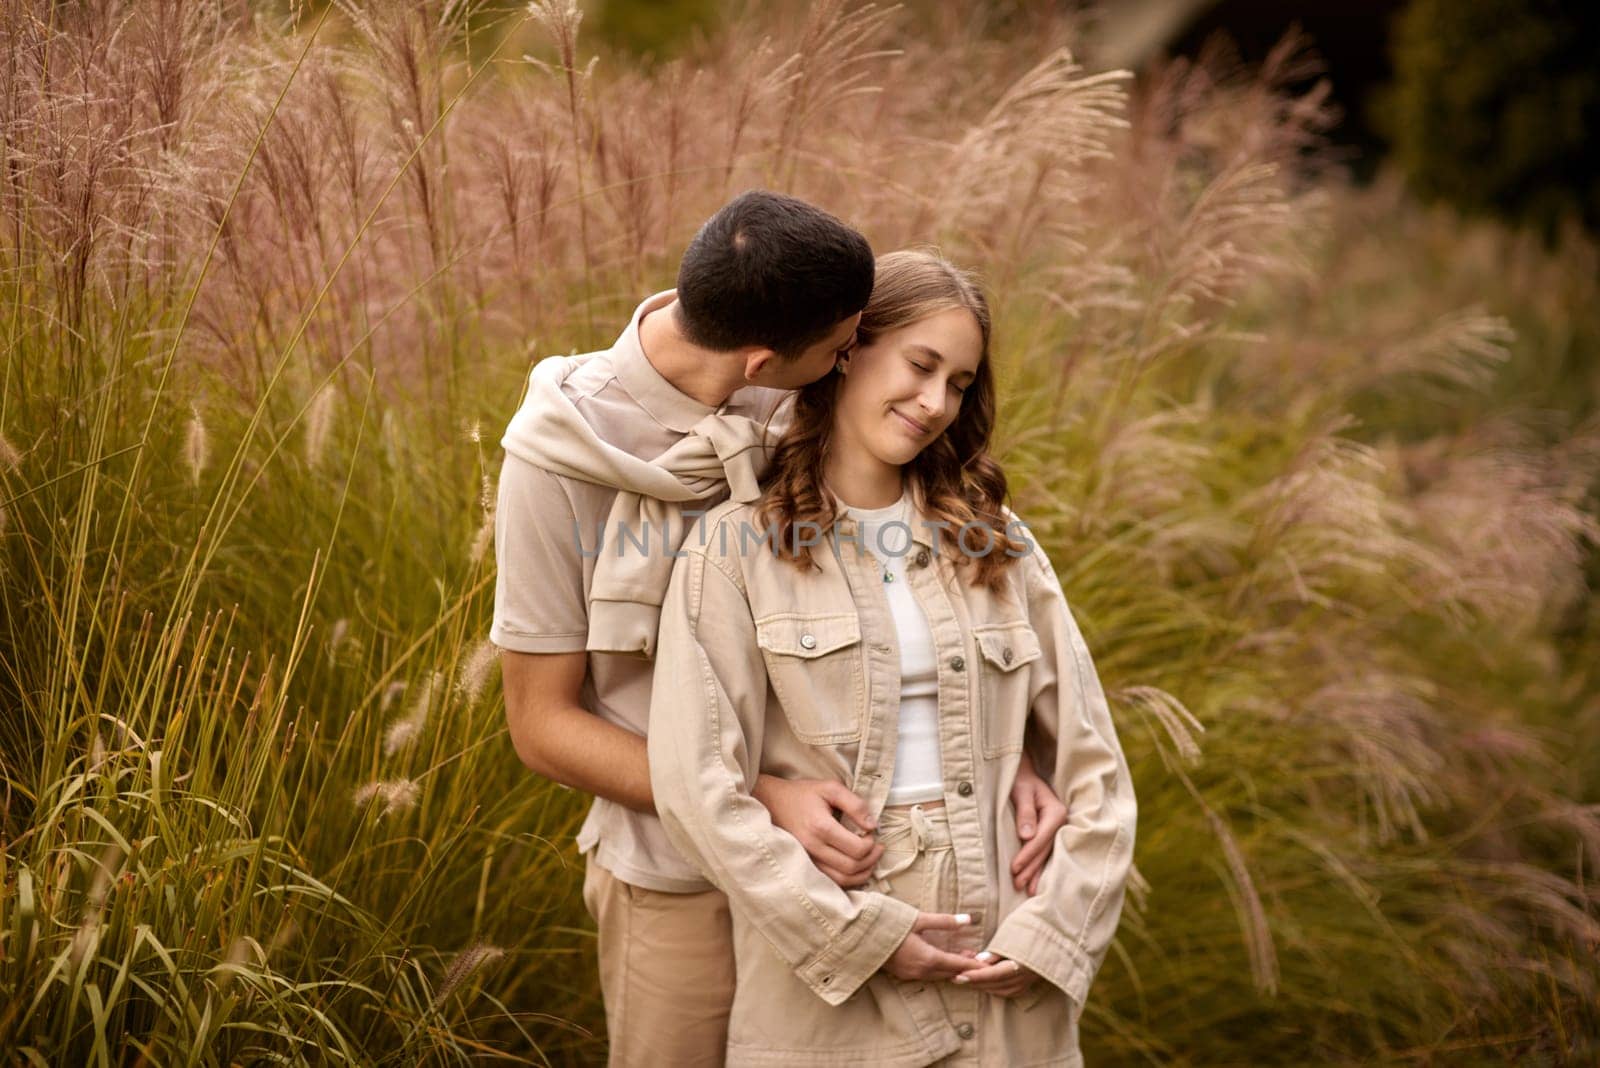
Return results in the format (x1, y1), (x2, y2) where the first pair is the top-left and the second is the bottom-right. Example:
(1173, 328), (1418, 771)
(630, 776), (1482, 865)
(891, 408), (932, 437)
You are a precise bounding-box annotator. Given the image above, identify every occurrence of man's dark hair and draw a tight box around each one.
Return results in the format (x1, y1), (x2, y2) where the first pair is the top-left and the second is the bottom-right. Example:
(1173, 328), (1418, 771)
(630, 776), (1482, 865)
(676, 190), (874, 359)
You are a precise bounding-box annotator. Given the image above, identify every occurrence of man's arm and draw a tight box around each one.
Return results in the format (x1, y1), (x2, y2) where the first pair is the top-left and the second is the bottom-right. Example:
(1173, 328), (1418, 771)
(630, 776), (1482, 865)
(500, 649), (654, 813)
(493, 452), (653, 812)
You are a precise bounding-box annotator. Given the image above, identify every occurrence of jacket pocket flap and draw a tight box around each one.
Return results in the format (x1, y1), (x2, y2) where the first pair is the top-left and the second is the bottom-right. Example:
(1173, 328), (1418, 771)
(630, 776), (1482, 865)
(974, 622), (1042, 671)
(756, 613), (861, 658)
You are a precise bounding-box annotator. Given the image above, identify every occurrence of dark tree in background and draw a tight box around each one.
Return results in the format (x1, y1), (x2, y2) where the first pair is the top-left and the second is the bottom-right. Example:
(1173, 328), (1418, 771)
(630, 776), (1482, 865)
(1379, 0), (1599, 237)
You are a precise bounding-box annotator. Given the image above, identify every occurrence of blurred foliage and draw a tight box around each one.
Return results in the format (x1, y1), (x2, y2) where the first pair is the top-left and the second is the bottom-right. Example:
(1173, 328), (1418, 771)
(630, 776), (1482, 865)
(1378, 0), (1600, 237)
(586, 0), (723, 57)
(1, 1), (1597, 1063)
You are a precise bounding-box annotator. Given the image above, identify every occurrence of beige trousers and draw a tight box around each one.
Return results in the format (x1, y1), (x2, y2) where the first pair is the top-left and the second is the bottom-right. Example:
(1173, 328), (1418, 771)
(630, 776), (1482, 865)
(582, 860), (736, 1067)
(873, 803), (985, 1067)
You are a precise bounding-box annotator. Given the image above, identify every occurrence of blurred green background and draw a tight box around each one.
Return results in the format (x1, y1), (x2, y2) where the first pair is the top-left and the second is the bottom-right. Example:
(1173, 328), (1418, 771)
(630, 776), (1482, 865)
(2, 0), (1596, 1064)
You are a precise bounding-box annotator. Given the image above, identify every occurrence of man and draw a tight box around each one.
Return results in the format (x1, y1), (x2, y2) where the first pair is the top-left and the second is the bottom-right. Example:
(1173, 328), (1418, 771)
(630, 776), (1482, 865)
(493, 191), (1067, 1065)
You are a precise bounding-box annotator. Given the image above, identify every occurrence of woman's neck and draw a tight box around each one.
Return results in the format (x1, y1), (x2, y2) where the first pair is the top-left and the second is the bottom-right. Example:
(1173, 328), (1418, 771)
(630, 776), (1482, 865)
(823, 449), (904, 510)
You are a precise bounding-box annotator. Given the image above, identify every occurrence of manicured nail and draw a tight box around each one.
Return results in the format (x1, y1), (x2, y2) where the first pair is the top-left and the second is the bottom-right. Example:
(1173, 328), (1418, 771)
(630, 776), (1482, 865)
(1020, 825), (1034, 836)
(954, 913), (971, 925)
(976, 951), (994, 962)
(952, 975), (970, 984)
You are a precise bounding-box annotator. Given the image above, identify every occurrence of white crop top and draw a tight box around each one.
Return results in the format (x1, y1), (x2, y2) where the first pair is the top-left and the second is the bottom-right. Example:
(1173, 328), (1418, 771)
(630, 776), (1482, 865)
(845, 494), (944, 805)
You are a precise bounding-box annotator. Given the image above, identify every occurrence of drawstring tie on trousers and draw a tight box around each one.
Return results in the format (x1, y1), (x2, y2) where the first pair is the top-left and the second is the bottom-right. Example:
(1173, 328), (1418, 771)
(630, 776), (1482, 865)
(872, 804), (935, 894)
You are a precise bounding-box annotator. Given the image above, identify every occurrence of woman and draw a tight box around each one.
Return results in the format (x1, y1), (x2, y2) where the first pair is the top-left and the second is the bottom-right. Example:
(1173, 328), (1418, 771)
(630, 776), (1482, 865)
(648, 251), (1136, 1067)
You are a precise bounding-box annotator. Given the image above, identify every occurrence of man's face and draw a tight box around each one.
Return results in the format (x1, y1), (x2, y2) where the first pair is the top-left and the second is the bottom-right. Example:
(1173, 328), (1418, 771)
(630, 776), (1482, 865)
(747, 312), (862, 390)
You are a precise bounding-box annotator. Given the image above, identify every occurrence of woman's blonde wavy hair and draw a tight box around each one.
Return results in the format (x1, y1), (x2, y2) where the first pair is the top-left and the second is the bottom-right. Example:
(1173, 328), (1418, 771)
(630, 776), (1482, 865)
(756, 250), (1026, 588)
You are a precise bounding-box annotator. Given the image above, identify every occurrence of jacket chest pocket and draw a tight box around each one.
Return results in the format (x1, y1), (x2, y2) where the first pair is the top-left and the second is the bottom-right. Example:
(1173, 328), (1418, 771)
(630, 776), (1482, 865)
(972, 621), (1042, 758)
(756, 613), (865, 745)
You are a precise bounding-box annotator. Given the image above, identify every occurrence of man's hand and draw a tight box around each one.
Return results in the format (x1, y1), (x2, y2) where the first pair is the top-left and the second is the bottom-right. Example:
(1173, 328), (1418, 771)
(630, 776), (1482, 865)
(755, 775), (884, 887)
(1010, 751), (1068, 895)
(882, 913), (982, 982)
(952, 952), (1037, 997)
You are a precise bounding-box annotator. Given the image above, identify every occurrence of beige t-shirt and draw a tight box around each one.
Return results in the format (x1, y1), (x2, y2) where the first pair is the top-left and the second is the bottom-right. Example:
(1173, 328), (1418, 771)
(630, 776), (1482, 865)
(491, 290), (788, 892)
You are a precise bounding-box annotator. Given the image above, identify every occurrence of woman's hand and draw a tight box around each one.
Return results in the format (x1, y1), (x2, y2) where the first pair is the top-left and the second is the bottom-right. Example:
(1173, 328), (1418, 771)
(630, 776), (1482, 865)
(754, 774), (885, 887)
(1010, 751), (1068, 895)
(883, 913), (982, 982)
(952, 953), (1038, 997)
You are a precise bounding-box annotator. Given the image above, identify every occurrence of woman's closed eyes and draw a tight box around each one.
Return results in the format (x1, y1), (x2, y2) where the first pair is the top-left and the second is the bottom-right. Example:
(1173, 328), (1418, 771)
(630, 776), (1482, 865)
(908, 358), (968, 395)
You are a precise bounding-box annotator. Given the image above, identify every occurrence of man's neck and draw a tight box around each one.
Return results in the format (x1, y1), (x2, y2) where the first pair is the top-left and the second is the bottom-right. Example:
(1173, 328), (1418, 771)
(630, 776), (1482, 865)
(637, 300), (750, 409)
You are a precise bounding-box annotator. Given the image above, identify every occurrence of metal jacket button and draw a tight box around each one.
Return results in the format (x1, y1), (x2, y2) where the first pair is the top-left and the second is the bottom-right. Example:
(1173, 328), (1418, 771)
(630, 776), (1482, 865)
(799, 633), (817, 650)
(957, 780), (974, 797)
(957, 1023), (975, 1039)
(1003, 647), (1014, 665)
(950, 655), (965, 672)
(914, 549), (931, 568)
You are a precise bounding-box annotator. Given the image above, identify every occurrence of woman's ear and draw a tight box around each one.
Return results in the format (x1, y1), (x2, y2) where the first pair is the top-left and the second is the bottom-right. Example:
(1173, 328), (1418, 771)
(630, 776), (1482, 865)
(835, 350), (851, 373)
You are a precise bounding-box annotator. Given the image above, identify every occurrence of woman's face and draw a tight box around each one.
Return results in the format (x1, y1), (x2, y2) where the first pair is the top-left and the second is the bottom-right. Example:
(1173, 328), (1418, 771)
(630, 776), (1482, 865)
(832, 306), (983, 468)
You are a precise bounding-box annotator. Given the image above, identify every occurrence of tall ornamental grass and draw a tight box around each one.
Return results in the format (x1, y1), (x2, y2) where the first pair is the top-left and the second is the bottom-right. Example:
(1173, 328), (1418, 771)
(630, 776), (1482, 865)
(1, 2), (1595, 1063)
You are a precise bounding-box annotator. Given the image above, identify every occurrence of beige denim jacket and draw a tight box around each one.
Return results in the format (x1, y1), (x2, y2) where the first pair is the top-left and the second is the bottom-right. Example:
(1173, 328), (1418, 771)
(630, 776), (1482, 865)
(648, 498), (1137, 1067)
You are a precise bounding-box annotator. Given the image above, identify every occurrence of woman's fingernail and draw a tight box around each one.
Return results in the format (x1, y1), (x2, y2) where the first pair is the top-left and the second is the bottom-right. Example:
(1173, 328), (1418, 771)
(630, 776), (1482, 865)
(955, 913), (972, 925)
(952, 975), (970, 984)
(976, 951), (994, 962)
(1020, 825), (1033, 836)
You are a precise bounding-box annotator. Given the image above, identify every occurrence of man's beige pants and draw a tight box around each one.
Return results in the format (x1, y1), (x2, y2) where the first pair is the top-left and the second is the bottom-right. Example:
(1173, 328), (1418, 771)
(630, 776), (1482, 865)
(582, 860), (736, 1067)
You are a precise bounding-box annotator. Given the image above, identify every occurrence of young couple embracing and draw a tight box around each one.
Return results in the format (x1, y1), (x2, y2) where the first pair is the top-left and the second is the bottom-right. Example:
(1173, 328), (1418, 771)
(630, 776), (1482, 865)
(493, 191), (1136, 1066)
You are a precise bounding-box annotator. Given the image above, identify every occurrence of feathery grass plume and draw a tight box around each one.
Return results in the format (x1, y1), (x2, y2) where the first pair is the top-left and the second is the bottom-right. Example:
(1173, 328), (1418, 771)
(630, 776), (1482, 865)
(304, 384), (335, 467)
(935, 48), (1130, 244)
(455, 638), (498, 706)
(380, 679), (408, 713)
(219, 934), (258, 974)
(326, 617), (354, 665)
(1408, 437), (1600, 630)
(469, 504), (495, 566)
(1302, 672), (1446, 844)
(709, 27), (794, 191)
(432, 942), (506, 1008)
(1238, 432), (1412, 606)
(1194, 793), (1278, 995)
(0, 431), (19, 470)
(1118, 685), (1205, 765)
(385, 670), (438, 754)
(768, 0), (899, 185)
(1124, 863), (1153, 916)
(68, 843), (124, 967)
(353, 778), (421, 818)
(530, 0), (596, 324)
(529, 0), (584, 85)
(183, 404), (209, 484)
(1086, 407), (1213, 521)
(1375, 309), (1513, 394)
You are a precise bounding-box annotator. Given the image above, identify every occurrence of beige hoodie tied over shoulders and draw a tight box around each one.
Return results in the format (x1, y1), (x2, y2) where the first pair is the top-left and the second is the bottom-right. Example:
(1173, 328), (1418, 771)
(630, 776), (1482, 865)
(500, 351), (784, 658)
